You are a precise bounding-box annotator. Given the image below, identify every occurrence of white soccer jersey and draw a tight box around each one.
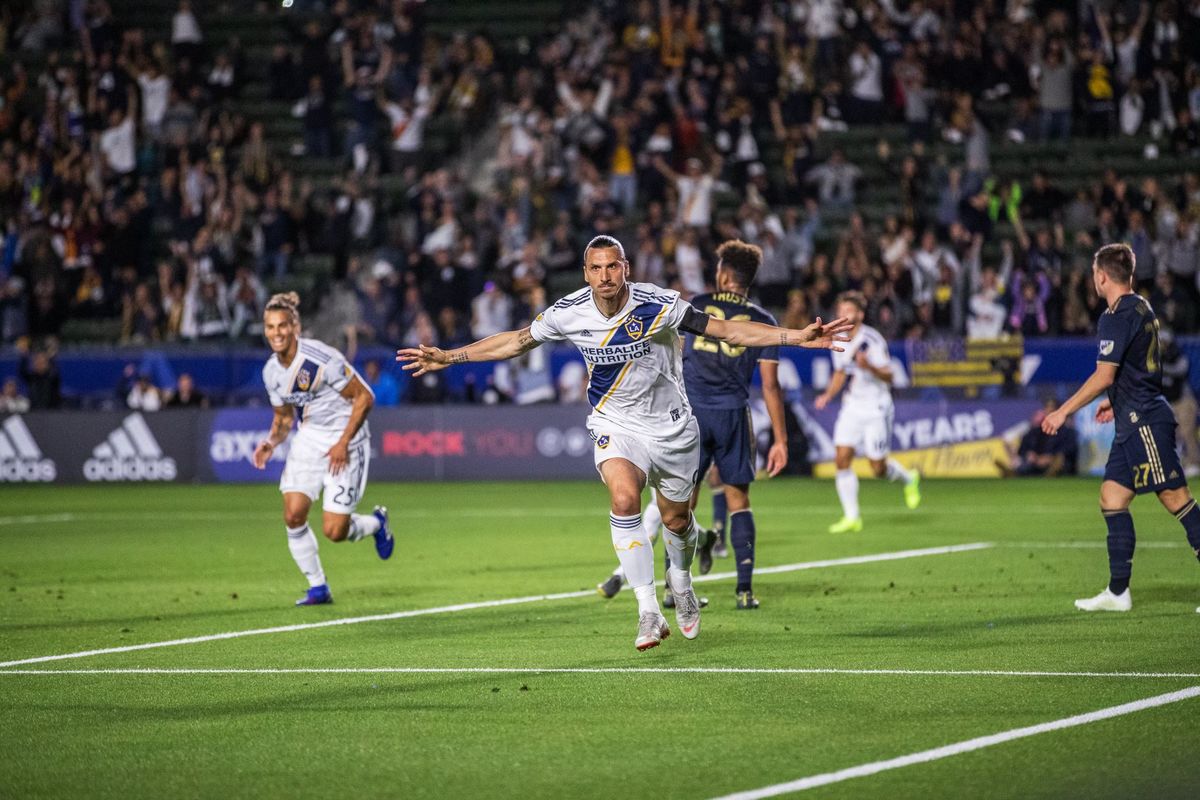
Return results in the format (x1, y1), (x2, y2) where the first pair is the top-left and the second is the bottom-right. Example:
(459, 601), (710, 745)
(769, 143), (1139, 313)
(831, 324), (893, 410)
(263, 337), (370, 438)
(530, 282), (695, 439)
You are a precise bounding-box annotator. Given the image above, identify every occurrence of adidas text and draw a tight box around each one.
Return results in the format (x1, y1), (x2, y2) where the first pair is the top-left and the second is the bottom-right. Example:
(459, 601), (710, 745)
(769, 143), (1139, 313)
(0, 416), (57, 482)
(84, 413), (177, 482)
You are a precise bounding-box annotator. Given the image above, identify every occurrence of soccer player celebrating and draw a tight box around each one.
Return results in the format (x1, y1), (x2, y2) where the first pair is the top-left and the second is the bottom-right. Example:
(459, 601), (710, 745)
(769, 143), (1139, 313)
(814, 291), (920, 533)
(398, 236), (851, 650)
(1042, 244), (1200, 613)
(596, 241), (788, 610)
(253, 292), (393, 606)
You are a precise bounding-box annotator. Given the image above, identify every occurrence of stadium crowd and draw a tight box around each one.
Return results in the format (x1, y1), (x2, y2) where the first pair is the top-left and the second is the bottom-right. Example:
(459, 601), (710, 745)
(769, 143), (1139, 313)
(1, 0), (1200, 406)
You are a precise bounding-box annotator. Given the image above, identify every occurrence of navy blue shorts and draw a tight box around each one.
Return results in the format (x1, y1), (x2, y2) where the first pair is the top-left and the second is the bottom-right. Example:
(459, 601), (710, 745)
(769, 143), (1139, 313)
(1104, 422), (1186, 494)
(693, 406), (756, 487)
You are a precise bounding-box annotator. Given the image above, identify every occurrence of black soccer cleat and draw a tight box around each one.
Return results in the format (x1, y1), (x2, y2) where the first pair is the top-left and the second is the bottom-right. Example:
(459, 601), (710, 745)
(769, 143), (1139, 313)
(596, 573), (624, 599)
(736, 591), (760, 610)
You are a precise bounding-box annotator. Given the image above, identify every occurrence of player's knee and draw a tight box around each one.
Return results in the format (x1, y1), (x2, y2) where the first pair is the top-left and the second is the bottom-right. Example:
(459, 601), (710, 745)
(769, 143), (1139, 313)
(609, 491), (641, 517)
(283, 510), (308, 529)
(323, 520), (350, 541)
(869, 461), (887, 478)
(660, 508), (691, 533)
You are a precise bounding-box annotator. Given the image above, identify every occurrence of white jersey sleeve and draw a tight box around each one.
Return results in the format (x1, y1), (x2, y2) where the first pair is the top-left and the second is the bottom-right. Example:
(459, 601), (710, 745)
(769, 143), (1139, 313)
(529, 303), (568, 343)
(263, 363), (286, 407)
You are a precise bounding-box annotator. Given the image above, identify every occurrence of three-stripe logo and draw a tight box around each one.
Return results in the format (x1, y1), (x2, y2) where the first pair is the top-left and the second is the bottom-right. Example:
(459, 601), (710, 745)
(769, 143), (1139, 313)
(0, 416), (56, 482)
(83, 413), (177, 481)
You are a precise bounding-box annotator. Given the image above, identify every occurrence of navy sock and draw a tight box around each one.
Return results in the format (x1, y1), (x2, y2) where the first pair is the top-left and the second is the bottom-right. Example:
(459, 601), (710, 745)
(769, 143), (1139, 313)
(730, 510), (755, 594)
(712, 490), (728, 545)
(1103, 509), (1136, 595)
(1172, 499), (1200, 562)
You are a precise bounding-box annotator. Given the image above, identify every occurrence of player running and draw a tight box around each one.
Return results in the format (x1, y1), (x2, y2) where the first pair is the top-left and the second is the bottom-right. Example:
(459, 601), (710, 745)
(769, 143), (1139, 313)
(398, 236), (851, 650)
(814, 291), (920, 533)
(252, 292), (393, 606)
(596, 240), (788, 609)
(1042, 244), (1200, 613)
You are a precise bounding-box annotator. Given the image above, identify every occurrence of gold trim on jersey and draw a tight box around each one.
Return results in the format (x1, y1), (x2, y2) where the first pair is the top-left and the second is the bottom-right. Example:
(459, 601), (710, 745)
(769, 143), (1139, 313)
(594, 361), (634, 411)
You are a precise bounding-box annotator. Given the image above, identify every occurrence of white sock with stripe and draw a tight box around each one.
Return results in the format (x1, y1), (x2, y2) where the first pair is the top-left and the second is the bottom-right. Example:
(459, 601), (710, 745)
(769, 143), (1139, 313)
(611, 513), (659, 615)
(346, 513), (380, 542)
(286, 524), (326, 587)
(663, 514), (699, 592)
(836, 469), (860, 520)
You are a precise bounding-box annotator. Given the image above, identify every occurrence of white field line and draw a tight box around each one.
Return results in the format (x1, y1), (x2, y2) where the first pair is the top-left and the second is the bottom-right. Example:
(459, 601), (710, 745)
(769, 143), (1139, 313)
(0, 543), (991, 669)
(1, 667), (1198, 679)
(708, 685), (1200, 800)
(0, 504), (1107, 527)
(1003, 541), (1185, 549)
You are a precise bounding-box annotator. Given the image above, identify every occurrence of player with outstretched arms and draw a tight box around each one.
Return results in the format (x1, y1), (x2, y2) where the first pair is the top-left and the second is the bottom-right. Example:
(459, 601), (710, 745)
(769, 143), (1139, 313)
(1041, 244), (1200, 613)
(253, 292), (394, 606)
(398, 236), (852, 650)
(814, 291), (920, 533)
(595, 240), (789, 610)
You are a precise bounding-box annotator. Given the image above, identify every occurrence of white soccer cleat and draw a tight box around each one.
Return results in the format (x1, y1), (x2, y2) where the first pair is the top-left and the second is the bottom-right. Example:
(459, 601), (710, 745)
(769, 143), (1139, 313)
(666, 573), (701, 639)
(1074, 588), (1132, 612)
(635, 612), (670, 651)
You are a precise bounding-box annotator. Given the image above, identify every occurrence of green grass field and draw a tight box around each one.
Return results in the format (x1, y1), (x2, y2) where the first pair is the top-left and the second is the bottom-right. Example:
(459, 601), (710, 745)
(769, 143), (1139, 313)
(2, 478), (1199, 799)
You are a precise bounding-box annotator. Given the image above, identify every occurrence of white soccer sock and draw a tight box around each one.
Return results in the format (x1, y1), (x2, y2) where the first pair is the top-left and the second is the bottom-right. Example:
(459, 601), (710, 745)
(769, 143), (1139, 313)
(663, 514), (699, 591)
(346, 513), (381, 542)
(835, 469), (861, 520)
(286, 524), (326, 588)
(642, 492), (663, 544)
(611, 513), (658, 615)
(885, 459), (913, 484)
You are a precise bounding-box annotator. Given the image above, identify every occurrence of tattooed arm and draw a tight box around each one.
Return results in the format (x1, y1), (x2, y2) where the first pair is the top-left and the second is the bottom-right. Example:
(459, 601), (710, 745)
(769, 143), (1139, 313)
(702, 316), (855, 351)
(396, 327), (541, 377)
(253, 404), (296, 469)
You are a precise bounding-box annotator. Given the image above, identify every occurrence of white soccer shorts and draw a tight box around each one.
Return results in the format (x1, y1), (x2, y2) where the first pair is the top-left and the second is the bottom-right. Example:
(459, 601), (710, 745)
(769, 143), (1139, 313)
(590, 417), (700, 503)
(833, 403), (894, 461)
(279, 428), (370, 515)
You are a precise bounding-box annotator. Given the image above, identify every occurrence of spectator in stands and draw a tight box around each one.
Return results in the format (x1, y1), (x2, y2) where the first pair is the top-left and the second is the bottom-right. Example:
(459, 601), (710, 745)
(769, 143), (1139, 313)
(1036, 41), (1074, 142)
(125, 369), (162, 412)
(998, 403), (1078, 478)
(171, 0), (203, 65)
(0, 377), (31, 414)
(363, 359), (399, 407)
(655, 154), (722, 230)
(805, 148), (860, 208)
(17, 342), (61, 410)
(165, 372), (207, 408)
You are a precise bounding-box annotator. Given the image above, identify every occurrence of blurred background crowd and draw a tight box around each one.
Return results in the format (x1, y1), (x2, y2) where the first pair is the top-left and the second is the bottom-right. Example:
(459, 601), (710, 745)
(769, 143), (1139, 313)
(1, 0), (1199, 408)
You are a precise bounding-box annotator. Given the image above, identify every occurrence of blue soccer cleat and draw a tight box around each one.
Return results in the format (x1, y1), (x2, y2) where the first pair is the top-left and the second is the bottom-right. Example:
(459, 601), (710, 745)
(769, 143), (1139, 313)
(372, 505), (393, 560)
(296, 584), (333, 606)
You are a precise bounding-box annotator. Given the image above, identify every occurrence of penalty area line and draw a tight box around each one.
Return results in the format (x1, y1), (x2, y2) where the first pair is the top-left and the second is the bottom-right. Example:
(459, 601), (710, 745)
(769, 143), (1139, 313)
(0, 667), (1198, 679)
(707, 685), (1200, 800)
(0, 543), (991, 669)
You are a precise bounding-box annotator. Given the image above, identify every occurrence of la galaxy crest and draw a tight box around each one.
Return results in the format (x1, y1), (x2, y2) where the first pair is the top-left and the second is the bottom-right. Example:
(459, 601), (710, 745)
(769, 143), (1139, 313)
(296, 368), (313, 391)
(623, 315), (644, 340)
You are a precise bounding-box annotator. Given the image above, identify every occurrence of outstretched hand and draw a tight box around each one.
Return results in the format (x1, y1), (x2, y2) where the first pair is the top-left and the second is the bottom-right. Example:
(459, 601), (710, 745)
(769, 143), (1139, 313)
(799, 316), (855, 350)
(396, 344), (452, 377)
(1094, 399), (1114, 424)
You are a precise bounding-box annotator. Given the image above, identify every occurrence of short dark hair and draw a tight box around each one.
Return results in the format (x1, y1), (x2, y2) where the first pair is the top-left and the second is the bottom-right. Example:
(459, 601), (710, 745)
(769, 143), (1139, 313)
(837, 290), (867, 312)
(1094, 243), (1135, 284)
(584, 235), (625, 260)
(715, 240), (763, 288)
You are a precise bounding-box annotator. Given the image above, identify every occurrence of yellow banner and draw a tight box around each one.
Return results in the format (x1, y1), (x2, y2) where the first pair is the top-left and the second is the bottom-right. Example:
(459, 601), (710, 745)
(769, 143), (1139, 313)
(813, 438), (1010, 478)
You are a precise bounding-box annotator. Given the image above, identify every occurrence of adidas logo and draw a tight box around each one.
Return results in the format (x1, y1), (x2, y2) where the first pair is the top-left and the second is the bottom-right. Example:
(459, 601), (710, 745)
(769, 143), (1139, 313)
(0, 416), (56, 482)
(84, 413), (177, 482)
(580, 330), (594, 337)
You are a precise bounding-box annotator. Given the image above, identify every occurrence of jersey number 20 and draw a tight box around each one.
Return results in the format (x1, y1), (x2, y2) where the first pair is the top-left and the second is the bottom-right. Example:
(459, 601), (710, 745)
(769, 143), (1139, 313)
(693, 306), (751, 358)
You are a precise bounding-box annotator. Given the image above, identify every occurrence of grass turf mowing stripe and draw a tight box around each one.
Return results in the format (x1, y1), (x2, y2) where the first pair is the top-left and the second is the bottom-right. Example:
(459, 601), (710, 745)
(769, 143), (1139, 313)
(707, 685), (1200, 799)
(2, 667), (1199, 678)
(0, 543), (991, 668)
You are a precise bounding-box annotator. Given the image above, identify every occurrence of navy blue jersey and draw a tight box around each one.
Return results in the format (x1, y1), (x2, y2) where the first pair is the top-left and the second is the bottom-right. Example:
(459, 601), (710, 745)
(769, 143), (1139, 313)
(682, 292), (779, 410)
(1096, 293), (1175, 442)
